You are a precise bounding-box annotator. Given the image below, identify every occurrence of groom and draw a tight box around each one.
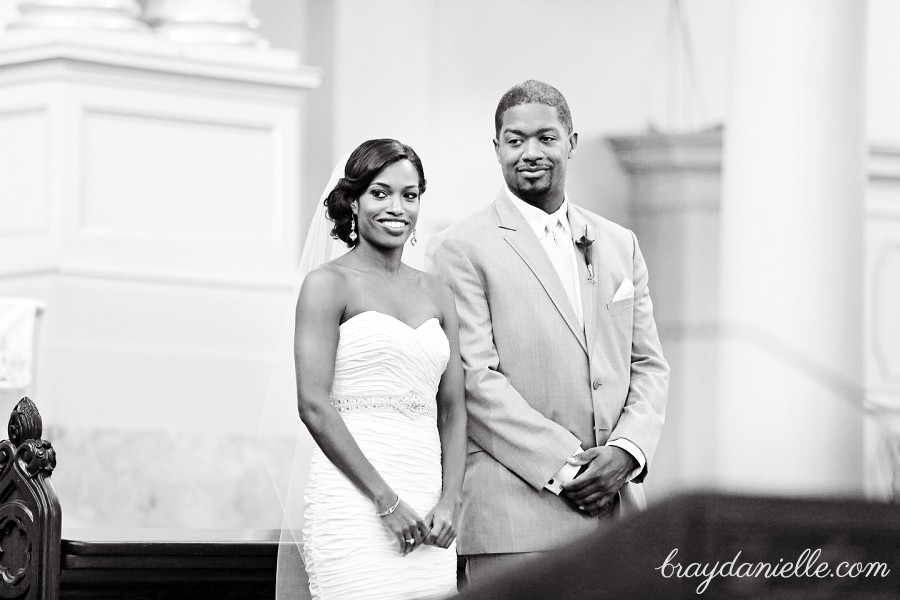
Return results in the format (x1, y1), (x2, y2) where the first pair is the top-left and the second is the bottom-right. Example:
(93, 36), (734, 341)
(427, 80), (669, 585)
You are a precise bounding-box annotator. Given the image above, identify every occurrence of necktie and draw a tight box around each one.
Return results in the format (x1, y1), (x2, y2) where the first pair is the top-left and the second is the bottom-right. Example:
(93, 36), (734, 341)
(543, 216), (583, 329)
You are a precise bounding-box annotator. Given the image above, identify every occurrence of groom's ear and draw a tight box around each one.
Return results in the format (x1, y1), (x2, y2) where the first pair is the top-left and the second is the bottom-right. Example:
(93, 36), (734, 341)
(493, 138), (500, 161)
(568, 131), (579, 158)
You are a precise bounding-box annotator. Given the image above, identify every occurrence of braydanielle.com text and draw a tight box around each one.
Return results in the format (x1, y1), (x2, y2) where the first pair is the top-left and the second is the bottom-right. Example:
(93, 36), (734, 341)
(655, 548), (891, 594)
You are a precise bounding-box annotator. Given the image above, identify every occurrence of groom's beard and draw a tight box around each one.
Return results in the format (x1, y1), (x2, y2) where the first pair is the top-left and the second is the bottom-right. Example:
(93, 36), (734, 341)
(509, 166), (564, 209)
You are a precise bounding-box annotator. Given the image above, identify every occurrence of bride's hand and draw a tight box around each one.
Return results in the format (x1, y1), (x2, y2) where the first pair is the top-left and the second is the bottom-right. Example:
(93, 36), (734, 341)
(423, 497), (458, 549)
(379, 498), (430, 556)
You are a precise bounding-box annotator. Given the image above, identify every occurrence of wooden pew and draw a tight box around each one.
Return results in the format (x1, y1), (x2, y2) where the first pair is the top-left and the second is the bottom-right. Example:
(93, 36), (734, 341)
(0, 397), (60, 600)
(0, 398), (284, 600)
(59, 528), (281, 600)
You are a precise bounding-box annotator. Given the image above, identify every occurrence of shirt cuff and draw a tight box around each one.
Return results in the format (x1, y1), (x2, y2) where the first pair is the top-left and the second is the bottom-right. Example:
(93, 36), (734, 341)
(544, 447), (584, 495)
(607, 438), (645, 481)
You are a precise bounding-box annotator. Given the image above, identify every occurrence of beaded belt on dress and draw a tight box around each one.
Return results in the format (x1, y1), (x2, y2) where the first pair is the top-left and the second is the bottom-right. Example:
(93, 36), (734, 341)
(329, 390), (437, 418)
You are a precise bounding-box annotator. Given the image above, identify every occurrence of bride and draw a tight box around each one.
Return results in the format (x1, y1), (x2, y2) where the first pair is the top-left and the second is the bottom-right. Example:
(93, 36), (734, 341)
(291, 139), (466, 599)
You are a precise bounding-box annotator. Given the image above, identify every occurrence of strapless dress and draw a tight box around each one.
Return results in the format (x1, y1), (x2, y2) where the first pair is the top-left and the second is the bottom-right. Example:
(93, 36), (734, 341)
(302, 311), (457, 600)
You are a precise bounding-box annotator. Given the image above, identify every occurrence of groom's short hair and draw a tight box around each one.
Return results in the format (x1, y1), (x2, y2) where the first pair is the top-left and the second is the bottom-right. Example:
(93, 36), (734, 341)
(494, 80), (574, 136)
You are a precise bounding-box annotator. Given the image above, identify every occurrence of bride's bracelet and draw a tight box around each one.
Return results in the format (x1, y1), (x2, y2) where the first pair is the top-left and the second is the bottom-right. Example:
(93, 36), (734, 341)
(376, 495), (401, 517)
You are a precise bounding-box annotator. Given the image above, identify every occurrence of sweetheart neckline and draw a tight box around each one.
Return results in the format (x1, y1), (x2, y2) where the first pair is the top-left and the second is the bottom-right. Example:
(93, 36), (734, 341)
(340, 310), (440, 332)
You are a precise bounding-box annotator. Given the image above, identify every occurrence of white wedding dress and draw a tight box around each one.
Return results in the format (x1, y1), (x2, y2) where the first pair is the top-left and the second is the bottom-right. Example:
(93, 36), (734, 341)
(301, 310), (458, 600)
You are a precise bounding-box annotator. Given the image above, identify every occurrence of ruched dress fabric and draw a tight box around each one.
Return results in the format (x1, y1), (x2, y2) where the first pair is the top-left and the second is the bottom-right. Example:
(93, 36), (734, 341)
(302, 311), (458, 600)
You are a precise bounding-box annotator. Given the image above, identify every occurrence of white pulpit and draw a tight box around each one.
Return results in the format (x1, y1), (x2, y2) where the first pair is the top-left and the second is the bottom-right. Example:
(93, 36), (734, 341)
(0, 22), (321, 529)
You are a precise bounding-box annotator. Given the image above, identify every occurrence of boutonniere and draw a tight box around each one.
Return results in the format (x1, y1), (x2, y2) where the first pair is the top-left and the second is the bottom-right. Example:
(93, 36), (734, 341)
(574, 225), (595, 282)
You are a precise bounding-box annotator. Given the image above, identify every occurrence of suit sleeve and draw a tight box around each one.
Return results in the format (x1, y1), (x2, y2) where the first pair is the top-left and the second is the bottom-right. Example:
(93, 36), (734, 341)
(607, 231), (669, 482)
(427, 234), (583, 491)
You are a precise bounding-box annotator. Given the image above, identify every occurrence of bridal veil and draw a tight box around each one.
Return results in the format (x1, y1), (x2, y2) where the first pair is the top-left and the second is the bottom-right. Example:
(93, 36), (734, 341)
(259, 152), (350, 600)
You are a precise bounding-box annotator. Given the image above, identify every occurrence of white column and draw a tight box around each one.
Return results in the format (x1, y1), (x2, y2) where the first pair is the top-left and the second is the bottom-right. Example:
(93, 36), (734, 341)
(716, 0), (867, 494)
(8, 0), (144, 31)
(142, 0), (267, 47)
(608, 132), (724, 500)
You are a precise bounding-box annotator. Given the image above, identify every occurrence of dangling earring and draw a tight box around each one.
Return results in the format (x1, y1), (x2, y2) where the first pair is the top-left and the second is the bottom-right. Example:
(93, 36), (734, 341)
(349, 215), (357, 242)
(410, 228), (418, 246)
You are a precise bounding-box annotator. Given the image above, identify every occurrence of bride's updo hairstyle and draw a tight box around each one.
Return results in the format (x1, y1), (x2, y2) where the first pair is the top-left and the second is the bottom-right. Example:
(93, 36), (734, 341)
(325, 138), (426, 248)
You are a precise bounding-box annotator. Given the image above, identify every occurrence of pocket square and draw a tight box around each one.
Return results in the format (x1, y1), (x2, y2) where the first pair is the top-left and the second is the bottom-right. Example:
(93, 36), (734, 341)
(612, 278), (634, 302)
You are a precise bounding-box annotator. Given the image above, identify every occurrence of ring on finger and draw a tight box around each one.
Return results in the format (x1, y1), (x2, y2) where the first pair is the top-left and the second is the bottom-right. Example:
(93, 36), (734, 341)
(404, 538), (414, 544)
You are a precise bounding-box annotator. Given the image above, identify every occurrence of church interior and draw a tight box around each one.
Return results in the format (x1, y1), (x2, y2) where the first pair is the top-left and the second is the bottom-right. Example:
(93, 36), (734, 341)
(0, 0), (899, 597)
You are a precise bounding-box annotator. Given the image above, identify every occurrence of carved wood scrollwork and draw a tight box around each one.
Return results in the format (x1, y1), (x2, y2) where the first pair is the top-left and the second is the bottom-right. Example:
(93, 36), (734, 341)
(0, 444), (13, 482)
(0, 397), (61, 600)
(5, 398), (56, 479)
(17, 440), (56, 480)
(8, 398), (44, 448)
(0, 504), (33, 591)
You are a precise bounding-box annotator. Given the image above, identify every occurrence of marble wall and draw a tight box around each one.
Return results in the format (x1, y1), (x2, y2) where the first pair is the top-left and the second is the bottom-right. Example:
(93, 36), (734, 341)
(46, 426), (294, 529)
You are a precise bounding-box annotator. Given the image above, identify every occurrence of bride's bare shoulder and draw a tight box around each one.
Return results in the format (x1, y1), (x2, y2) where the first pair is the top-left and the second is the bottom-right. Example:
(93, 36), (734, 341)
(298, 263), (351, 308)
(301, 262), (335, 284)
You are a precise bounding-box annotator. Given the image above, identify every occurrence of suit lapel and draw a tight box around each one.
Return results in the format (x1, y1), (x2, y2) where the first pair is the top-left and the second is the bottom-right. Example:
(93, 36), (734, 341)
(494, 192), (588, 354)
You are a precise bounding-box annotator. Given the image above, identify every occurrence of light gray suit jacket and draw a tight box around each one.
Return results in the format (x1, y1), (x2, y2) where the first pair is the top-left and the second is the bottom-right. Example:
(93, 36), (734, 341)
(426, 190), (669, 555)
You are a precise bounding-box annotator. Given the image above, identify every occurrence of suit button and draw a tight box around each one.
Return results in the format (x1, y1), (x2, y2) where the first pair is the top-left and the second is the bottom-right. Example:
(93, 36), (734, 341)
(592, 380), (601, 390)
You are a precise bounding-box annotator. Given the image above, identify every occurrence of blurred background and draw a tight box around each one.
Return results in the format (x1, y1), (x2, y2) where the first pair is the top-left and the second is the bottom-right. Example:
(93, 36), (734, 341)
(0, 0), (898, 531)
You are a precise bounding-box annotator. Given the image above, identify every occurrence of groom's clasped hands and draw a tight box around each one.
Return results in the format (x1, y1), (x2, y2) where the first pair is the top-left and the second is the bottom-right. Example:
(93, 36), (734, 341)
(562, 446), (638, 518)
